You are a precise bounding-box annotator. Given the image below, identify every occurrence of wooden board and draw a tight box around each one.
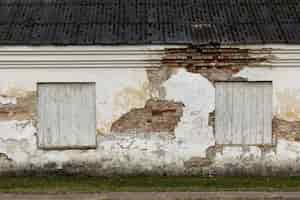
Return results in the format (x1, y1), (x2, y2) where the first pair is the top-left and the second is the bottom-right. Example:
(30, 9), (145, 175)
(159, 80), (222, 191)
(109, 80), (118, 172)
(37, 83), (96, 149)
(215, 82), (272, 145)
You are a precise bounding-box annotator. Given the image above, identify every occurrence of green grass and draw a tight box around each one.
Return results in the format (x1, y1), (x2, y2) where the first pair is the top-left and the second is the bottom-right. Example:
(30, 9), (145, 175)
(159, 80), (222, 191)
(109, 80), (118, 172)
(0, 176), (300, 193)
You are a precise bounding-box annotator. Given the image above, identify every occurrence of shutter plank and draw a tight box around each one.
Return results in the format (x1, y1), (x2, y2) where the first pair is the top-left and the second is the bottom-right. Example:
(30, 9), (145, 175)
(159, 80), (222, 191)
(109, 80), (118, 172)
(263, 82), (273, 144)
(249, 84), (257, 144)
(243, 83), (251, 144)
(215, 82), (225, 144)
(216, 82), (233, 144)
(226, 82), (233, 144)
(256, 83), (265, 144)
(232, 82), (244, 144)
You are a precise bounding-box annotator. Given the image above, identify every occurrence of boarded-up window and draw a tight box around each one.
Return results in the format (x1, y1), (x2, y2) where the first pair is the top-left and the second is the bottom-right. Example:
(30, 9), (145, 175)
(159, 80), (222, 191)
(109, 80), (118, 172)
(37, 83), (96, 149)
(215, 82), (272, 145)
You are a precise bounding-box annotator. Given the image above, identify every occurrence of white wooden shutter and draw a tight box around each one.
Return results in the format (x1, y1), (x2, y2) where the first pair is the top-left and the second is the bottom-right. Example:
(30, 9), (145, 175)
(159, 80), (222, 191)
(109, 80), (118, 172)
(37, 83), (96, 149)
(215, 82), (272, 145)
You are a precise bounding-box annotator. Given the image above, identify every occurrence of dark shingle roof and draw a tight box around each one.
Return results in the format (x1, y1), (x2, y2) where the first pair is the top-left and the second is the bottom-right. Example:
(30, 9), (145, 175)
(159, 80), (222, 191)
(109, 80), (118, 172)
(1, 0), (300, 45)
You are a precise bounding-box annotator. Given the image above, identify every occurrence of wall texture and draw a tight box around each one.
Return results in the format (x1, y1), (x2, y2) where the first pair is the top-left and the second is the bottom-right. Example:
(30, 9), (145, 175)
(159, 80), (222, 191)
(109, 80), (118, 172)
(0, 45), (300, 176)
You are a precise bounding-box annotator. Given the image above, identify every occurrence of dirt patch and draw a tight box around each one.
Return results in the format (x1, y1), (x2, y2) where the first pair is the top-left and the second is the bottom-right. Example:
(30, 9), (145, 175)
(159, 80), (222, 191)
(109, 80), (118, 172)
(184, 157), (213, 168)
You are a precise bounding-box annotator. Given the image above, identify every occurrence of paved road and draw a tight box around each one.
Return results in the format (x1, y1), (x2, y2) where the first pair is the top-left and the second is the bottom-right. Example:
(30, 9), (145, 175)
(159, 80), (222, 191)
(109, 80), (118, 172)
(0, 192), (300, 200)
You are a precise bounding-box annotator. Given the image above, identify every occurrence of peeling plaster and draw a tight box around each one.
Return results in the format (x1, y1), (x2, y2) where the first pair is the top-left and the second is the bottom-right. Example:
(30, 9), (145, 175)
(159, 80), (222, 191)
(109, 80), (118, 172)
(1, 66), (299, 176)
(0, 47), (299, 175)
(0, 96), (16, 105)
(111, 99), (184, 134)
(146, 67), (177, 98)
(0, 67), (219, 175)
(0, 69), (151, 134)
(276, 89), (300, 121)
(0, 120), (36, 141)
(164, 69), (215, 157)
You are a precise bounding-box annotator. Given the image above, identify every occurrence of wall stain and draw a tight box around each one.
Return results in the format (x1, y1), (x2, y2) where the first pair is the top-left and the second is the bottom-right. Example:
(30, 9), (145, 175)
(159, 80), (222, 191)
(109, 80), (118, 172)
(184, 157), (212, 168)
(0, 91), (36, 121)
(146, 66), (177, 98)
(276, 89), (300, 121)
(113, 81), (150, 111)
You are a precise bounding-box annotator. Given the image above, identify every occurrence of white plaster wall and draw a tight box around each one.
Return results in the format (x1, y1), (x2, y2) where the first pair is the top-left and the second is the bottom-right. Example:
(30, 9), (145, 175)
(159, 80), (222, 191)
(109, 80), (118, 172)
(0, 67), (217, 173)
(236, 67), (300, 122)
(0, 46), (300, 175)
(0, 69), (150, 134)
(164, 69), (215, 158)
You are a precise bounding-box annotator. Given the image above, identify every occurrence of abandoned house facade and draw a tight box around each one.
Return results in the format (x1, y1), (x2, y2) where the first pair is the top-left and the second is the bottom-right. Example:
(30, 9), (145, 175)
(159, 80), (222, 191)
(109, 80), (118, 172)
(0, 0), (300, 176)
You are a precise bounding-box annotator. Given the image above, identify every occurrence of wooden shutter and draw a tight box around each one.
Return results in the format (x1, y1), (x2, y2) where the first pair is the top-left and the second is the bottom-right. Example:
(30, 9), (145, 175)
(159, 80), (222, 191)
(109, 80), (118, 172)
(37, 83), (96, 149)
(215, 82), (272, 145)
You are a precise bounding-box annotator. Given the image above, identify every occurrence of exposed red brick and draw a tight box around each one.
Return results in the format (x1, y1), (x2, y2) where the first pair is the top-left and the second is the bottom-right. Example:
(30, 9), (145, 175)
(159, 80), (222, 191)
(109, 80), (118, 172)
(162, 47), (271, 82)
(273, 117), (300, 141)
(111, 99), (184, 134)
